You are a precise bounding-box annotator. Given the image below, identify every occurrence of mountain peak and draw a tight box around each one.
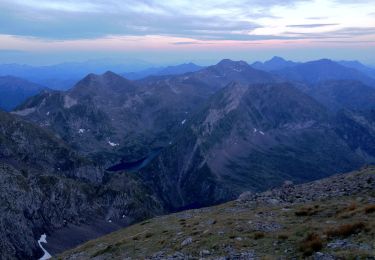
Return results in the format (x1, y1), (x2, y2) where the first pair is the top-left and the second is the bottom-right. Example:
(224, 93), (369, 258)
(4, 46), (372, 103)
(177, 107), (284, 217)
(269, 56), (286, 62)
(313, 58), (334, 64)
(251, 57), (297, 71)
(216, 59), (248, 68)
(81, 72), (99, 82)
(103, 70), (121, 78)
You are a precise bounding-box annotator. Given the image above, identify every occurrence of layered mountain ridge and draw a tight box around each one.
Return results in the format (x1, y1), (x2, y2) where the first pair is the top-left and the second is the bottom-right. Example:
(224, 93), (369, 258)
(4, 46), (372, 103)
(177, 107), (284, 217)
(139, 81), (370, 210)
(1, 58), (375, 259)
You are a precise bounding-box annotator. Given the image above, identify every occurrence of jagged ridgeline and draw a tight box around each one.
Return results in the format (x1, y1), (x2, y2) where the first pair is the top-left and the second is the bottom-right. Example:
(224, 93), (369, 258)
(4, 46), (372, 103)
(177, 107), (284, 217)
(2, 59), (375, 259)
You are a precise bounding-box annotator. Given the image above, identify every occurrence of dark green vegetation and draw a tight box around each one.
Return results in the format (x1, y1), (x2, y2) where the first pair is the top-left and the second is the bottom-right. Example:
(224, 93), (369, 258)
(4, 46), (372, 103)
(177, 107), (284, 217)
(58, 167), (375, 259)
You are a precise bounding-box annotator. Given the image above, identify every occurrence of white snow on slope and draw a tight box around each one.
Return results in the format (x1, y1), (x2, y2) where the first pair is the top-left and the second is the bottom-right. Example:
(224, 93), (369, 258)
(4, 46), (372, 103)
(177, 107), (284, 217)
(108, 141), (119, 147)
(37, 234), (51, 260)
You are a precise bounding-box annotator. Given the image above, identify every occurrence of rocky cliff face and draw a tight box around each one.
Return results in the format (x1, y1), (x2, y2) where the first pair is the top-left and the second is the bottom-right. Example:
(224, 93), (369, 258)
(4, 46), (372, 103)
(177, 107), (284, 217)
(0, 111), (163, 259)
(140, 82), (367, 210)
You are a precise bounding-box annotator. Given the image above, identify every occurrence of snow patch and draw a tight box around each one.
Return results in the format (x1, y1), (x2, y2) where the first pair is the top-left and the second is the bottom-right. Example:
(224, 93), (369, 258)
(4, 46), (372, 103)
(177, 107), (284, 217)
(37, 234), (51, 260)
(78, 129), (85, 134)
(108, 141), (119, 147)
(253, 128), (257, 133)
(63, 95), (77, 109)
(181, 119), (186, 125)
(259, 131), (265, 135)
(108, 219), (112, 223)
(46, 111), (50, 116)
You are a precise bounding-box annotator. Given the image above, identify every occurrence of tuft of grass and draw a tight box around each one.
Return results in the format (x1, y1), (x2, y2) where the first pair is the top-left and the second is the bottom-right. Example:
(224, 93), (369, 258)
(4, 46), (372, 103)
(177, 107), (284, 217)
(294, 206), (319, 216)
(254, 232), (265, 239)
(91, 245), (114, 258)
(325, 222), (366, 238)
(278, 234), (289, 240)
(299, 233), (323, 256)
(144, 232), (153, 238)
(364, 205), (375, 214)
(346, 203), (357, 211)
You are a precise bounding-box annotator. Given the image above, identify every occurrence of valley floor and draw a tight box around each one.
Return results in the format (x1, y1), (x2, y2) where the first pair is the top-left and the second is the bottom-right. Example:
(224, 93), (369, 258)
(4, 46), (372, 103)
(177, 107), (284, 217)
(58, 167), (375, 259)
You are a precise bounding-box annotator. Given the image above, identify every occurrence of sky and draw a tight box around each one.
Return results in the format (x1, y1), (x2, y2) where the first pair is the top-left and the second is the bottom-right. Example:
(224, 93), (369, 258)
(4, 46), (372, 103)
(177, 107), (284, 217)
(0, 0), (374, 66)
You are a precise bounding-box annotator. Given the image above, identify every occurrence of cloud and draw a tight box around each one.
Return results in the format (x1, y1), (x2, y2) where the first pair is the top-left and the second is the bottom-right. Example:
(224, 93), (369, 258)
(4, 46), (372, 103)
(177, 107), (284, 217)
(0, 0), (374, 47)
(172, 42), (200, 45)
(0, 0), (308, 40)
(287, 23), (339, 28)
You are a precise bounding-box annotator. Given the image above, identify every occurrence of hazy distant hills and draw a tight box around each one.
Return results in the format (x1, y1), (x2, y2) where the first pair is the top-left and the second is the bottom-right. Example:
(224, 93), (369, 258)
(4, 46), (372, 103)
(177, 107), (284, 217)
(251, 56), (299, 71)
(0, 59), (153, 90)
(273, 59), (375, 86)
(0, 60), (203, 90)
(0, 56), (374, 90)
(0, 76), (44, 111)
(123, 62), (203, 80)
(338, 60), (375, 79)
(306, 80), (375, 111)
(251, 56), (375, 87)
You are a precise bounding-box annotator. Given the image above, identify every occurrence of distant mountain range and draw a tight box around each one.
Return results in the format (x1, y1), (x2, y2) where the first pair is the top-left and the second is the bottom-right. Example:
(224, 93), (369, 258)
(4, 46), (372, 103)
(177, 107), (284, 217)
(252, 56), (375, 79)
(0, 60), (203, 90)
(2, 57), (375, 258)
(0, 76), (44, 111)
(251, 56), (299, 71)
(123, 62), (203, 80)
(337, 60), (375, 79)
(273, 59), (375, 86)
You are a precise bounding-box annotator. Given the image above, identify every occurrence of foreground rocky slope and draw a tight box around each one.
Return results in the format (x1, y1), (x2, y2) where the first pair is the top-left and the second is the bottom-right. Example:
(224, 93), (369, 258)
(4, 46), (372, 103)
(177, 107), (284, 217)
(59, 166), (375, 259)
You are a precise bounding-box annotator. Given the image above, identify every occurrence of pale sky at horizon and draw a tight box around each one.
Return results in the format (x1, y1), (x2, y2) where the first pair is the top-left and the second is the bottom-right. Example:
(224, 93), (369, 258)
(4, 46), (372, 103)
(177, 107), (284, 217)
(0, 0), (374, 65)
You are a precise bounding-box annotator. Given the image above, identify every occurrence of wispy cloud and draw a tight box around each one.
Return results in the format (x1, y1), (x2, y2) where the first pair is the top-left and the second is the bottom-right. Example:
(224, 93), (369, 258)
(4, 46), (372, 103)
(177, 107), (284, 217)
(0, 0), (312, 40)
(0, 0), (374, 60)
(287, 23), (339, 28)
(172, 42), (200, 45)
